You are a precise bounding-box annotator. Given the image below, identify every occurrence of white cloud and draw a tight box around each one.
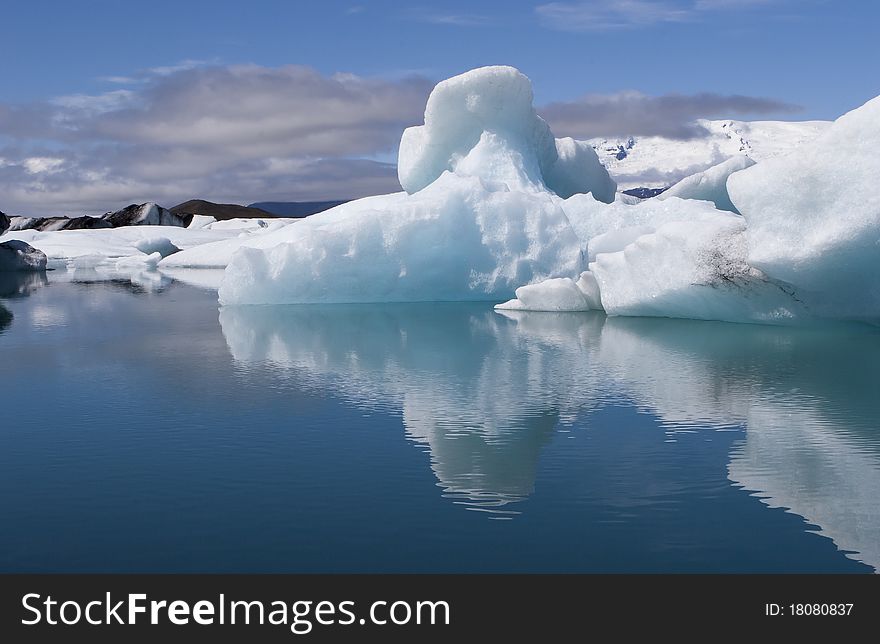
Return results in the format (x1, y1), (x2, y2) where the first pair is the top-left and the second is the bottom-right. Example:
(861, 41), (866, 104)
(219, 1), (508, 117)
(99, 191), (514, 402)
(50, 89), (137, 114)
(536, 0), (787, 31)
(404, 8), (489, 26)
(98, 76), (141, 85)
(0, 64), (431, 216)
(147, 59), (215, 76)
(22, 157), (65, 175)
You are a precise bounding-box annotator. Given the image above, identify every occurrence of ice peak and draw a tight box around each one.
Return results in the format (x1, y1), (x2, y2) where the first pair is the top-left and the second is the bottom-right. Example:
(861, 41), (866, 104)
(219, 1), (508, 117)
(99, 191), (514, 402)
(397, 65), (614, 202)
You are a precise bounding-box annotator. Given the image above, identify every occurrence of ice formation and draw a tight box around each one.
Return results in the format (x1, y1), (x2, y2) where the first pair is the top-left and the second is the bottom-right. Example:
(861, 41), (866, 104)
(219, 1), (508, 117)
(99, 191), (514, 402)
(657, 155), (755, 213)
(216, 65), (878, 321)
(495, 273), (601, 312)
(500, 195), (804, 323)
(186, 215), (216, 230)
(397, 66), (615, 201)
(728, 95), (880, 319)
(0, 225), (274, 268)
(0, 240), (48, 272)
(134, 237), (180, 258)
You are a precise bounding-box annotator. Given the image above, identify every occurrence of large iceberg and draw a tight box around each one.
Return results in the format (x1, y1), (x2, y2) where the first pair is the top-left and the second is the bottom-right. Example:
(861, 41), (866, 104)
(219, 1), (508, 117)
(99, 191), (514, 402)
(218, 66), (616, 306)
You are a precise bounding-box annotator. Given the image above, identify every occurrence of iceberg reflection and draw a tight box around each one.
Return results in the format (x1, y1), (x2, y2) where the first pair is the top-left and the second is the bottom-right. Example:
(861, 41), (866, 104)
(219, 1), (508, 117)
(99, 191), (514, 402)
(220, 304), (605, 515)
(220, 304), (880, 566)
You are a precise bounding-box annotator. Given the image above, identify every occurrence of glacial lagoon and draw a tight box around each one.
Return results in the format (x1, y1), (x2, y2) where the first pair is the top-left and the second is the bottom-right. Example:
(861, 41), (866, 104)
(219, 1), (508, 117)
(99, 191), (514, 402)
(0, 270), (878, 573)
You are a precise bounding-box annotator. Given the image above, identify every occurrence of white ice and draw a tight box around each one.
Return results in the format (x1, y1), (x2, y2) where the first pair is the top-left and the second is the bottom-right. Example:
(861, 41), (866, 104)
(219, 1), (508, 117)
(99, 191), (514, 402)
(133, 237), (180, 258)
(657, 155), (755, 213)
(0, 225), (275, 270)
(728, 95), (880, 319)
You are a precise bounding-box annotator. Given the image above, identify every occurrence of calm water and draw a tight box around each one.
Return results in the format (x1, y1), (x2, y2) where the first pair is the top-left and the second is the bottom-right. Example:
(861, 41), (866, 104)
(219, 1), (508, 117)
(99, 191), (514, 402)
(1, 268), (878, 573)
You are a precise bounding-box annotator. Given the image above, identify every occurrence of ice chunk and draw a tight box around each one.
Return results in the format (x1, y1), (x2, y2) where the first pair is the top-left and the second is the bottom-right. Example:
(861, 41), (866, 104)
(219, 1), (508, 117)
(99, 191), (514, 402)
(0, 240), (47, 272)
(658, 155), (755, 213)
(398, 66), (557, 195)
(159, 220), (301, 268)
(0, 225), (254, 263)
(496, 272), (601, 312)
(728, 95), (880, 319)
(133, 237), (180, 258)
(186, 215), (216, 230)
(205, 218), (274, 231)
(590, 210), (804, 323)
(398, 65), (614, 200)
(116, 252), (162, 269)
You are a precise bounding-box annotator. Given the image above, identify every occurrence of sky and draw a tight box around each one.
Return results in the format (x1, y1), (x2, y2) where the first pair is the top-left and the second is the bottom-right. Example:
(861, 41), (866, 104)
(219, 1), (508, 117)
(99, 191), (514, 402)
(0, 0), (877, 216)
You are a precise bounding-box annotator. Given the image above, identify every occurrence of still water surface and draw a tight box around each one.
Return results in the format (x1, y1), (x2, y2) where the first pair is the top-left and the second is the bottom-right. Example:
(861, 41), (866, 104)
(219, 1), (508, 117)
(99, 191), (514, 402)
(1, 269), (878, 572)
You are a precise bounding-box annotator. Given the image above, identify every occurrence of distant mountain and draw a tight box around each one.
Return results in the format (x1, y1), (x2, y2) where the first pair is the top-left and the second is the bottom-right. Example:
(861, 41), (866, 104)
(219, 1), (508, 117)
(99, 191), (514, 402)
(249, 201), (348, 217)
(7, 215), (112, 232)
(0, 211), (9, 234)
(103, 203), (185, 227)
(171, 199), (276, 221)
(588, 119), (832, 190)
(5, 203), (185, 232)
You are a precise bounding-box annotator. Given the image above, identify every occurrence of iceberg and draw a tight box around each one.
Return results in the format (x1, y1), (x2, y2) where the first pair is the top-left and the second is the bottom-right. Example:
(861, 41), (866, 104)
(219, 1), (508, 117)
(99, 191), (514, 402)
(219, 66), (617, 306)
(0, 225), (266, 267)
(186, 215), (216, 230)
(0, 240), (48, 272)
(728, 96), (880, 319)
(134, 237), (180, 259)
(220, 65), (879, 320)
(496, 273), (601, 312)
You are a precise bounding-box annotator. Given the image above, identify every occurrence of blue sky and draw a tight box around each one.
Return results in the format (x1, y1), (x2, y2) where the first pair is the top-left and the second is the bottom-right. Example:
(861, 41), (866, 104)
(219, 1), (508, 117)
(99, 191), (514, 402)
(1, 0), (877, 214)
